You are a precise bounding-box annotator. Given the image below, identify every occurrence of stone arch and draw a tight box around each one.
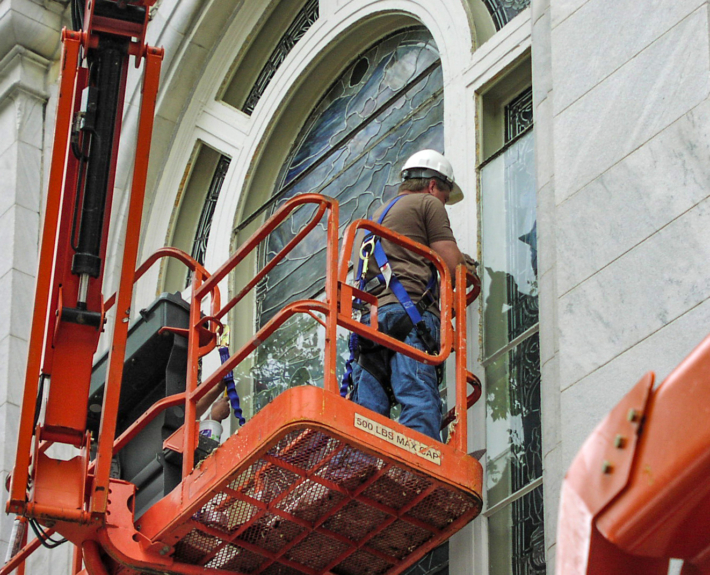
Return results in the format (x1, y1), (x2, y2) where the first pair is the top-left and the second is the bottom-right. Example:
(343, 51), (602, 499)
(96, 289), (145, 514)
(137, 0), (476, 300)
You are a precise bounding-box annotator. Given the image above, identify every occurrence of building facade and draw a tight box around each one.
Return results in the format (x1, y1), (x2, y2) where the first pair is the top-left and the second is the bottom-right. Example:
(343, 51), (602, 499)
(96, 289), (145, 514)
(1, 0), (708, 573)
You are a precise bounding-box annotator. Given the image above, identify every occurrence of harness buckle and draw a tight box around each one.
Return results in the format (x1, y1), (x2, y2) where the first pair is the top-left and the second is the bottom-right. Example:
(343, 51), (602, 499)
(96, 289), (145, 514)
(359, 237), (376, 279)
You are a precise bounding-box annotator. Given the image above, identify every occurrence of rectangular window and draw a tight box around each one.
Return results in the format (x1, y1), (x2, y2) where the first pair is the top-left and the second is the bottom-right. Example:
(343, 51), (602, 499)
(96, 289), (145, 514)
(480, 126), (545, 575)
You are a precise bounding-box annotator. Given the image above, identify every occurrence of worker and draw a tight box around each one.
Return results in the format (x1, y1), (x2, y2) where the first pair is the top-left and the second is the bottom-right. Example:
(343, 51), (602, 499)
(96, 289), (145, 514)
(195, 333), (246, 437)
(347, 149), (478, 442)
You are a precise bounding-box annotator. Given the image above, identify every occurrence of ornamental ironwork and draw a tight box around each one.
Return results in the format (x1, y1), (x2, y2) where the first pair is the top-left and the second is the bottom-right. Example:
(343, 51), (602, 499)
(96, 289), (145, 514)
(187, 154), (231, 287)
(403, 542), (448, 575)
(512, 485), (546, 575)
(242, 0), (319, 115)
(483, 0), (531, 31)
(506, 87), (533, 142)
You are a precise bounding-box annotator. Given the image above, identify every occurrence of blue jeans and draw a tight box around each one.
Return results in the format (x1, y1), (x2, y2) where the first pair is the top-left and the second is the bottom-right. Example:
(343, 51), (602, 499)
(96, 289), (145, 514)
(351, 303), (442, 441)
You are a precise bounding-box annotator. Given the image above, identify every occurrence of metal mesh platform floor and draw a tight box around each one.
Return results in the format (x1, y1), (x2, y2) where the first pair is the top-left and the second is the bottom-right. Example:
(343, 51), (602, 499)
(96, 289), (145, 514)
(173, 428), (480, 574)
(137, 387), (483, 575)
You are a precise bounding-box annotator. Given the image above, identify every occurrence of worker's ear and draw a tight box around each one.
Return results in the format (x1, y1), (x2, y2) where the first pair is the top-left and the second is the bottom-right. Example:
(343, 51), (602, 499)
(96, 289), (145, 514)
(426, 178), (438, 194)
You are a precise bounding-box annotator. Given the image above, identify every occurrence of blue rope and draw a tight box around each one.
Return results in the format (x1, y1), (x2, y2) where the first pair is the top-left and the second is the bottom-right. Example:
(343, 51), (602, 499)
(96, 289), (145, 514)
(340, 332), (359, 397)
(218, 346), (246, 426)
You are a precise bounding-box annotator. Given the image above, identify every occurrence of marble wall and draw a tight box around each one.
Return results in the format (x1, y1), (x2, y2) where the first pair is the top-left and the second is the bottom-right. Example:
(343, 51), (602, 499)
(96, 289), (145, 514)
(0, 45), (46, 564)
(535, 0), (710, 571)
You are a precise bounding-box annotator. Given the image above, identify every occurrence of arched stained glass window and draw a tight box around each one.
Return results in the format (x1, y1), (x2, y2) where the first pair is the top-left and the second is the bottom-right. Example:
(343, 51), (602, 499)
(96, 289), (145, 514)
(246, 28), (444, 418)
(259, 28), (444, 324)
(482, 0), (531, 31)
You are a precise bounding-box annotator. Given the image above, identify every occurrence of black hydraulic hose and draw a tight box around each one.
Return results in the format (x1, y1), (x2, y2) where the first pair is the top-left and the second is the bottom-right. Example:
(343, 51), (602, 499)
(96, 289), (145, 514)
(33, 374), (46, 430)
(28, 519), (67, 549)
(70, 0), (84, 32)
(70, 131), (91, 252)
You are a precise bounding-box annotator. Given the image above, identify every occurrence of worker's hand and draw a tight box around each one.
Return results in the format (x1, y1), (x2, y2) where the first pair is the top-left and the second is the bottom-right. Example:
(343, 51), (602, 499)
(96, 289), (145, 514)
(210, 396), (231, 422)
(462, 253), (478, 273)
(462, 253), (479, 287)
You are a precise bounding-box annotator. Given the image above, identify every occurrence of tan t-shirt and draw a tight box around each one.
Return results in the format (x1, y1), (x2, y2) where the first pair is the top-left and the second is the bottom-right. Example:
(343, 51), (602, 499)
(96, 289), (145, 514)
(354, 192), (456, 312)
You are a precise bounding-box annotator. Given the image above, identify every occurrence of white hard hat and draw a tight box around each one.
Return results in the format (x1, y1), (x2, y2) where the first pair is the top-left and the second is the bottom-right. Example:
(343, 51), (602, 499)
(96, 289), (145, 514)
(400, 149), (464, 205)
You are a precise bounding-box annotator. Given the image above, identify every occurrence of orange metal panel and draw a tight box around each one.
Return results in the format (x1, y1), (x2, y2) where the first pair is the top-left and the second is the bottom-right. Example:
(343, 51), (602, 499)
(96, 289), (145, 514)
(44, 323), (102, 435)
(597, 336), (710, 559)
(31, 451), (86, 517)
(557, 335), (710, 574)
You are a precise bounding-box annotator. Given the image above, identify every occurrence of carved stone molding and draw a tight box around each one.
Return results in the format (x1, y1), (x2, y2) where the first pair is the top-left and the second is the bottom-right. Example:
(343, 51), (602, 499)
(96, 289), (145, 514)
(0, 45), (50, 105)
(0, 0), (63, 64)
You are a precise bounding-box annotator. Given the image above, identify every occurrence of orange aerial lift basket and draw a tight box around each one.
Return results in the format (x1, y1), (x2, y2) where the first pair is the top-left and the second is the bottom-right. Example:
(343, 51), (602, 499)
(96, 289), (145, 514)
(108, 194), (482, 575)
(5, 190), (483, 575)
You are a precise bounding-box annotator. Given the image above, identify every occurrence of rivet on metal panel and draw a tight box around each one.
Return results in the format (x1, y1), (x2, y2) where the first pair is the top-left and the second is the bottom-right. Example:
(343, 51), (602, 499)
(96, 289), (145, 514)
(627, 408), (639, 422)
(159, 545), (171, 556)
(602, 461), (613, 474)
(614, 435), (626, 449)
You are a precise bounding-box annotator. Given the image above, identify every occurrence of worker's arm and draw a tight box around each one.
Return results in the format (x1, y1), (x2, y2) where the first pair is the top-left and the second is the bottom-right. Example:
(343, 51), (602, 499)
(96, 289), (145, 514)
(431, 241), (480, 287)
(196, 381), (226, 418)
(431, 239), (465, 283)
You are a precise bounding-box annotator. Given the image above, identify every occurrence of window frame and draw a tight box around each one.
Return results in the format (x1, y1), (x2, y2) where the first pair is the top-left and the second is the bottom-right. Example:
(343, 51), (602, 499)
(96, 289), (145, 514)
(477, 89), (545, 575)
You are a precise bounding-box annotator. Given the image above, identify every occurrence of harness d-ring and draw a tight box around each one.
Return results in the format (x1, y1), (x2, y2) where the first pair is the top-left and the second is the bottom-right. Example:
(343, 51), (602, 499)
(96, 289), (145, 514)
(359, 237), (376, 279)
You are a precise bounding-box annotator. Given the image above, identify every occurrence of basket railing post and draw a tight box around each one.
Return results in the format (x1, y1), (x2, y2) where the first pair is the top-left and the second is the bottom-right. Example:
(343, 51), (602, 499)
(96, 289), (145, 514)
(323, 202), (340, 394)
(453, 264), (469, 453)
(182, 268), (205, 477)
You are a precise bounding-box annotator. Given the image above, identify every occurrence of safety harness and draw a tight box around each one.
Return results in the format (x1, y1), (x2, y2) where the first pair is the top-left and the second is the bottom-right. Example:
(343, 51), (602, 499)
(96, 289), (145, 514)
(340, 194), (440, 401)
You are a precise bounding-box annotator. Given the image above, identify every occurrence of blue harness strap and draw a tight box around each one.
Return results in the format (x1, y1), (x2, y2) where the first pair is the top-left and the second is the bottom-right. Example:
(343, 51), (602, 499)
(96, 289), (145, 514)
(353, 195), (405, 293)
(341, 196), (405, 397)
(340, 195), (438, 398)
(218, 345), (246, 426)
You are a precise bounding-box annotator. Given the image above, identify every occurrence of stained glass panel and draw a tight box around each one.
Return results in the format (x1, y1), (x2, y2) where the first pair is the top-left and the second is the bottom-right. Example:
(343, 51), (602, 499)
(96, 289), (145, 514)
(481, 121), (544, 572)
(242, 0), (319, 115)
(402, 543), (449, 575)
(505, 88), (533, 142)
(223, 312), (353, 420)
(483, 0), (531, 32)
(485, 333), (542, 506)
(281, 29), (440, 185)
(488, 485), (546, 575)
(480, 131), (537, 358)
(258, 28), (443, 324)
